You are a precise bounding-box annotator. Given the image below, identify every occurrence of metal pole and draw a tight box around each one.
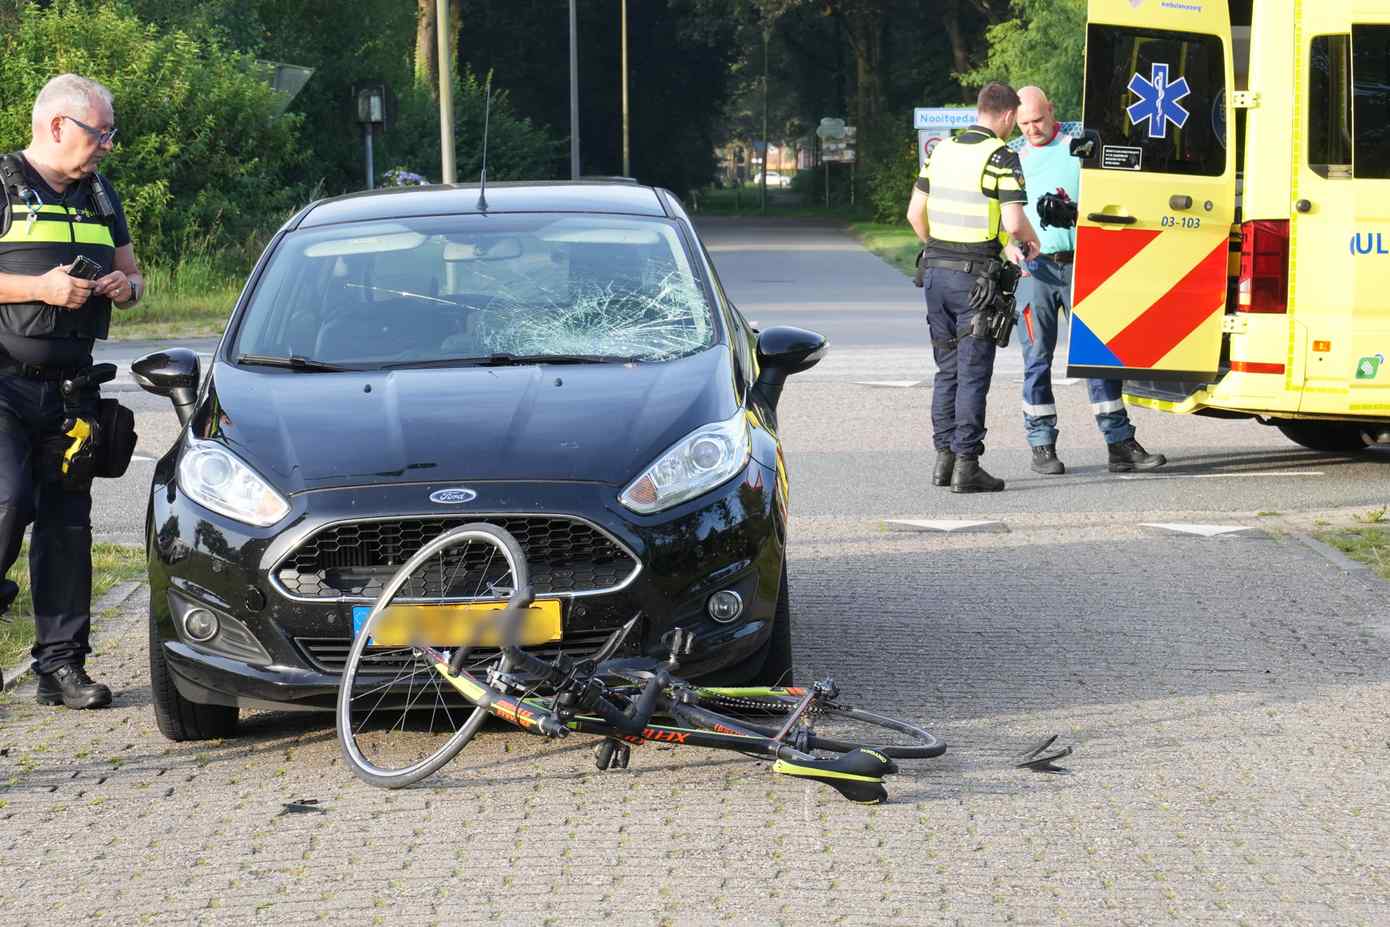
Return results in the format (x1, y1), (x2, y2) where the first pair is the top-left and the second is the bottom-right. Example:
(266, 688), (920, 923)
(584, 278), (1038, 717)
(364, 125), (374, 190)
(569, 0), (580, 179)
(436, 0), (456, 183)
(760, 26), (769, 213)
(621, 0), (630, 178)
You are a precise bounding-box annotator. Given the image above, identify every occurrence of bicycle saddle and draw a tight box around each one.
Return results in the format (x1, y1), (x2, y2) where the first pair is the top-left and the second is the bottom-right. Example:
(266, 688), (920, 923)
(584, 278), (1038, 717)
(772, 748), (899, 805)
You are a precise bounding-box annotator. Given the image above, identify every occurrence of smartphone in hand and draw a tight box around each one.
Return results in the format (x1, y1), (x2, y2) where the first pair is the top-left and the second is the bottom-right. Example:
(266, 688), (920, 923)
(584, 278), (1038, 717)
(68, 255), (103, 280)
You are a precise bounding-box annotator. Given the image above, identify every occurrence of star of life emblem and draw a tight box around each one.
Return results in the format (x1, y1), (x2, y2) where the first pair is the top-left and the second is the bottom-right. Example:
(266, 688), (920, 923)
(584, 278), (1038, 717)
(1126, 63), (1191, 140)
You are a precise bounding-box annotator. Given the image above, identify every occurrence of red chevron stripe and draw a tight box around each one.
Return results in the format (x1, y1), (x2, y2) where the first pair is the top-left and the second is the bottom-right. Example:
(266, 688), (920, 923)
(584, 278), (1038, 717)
(1072, 225), (1161, 308)
(1105, 240), (1230, 367)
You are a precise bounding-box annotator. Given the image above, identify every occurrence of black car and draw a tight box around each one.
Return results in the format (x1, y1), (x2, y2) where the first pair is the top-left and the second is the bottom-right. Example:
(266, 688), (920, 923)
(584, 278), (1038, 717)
(133, 180), (826, 741)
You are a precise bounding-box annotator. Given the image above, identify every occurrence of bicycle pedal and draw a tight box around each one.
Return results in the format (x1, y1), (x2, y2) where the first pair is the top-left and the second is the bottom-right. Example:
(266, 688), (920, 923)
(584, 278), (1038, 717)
(593, 738), (631, 771)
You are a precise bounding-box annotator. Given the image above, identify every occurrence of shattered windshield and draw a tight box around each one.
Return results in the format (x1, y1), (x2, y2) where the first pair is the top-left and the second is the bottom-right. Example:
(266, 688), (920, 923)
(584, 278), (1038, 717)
(233, 213), (717, 367)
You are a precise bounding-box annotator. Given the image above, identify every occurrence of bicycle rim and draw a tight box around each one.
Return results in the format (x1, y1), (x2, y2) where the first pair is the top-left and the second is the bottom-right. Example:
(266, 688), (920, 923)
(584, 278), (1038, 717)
(336, 523), (528, 788)
(692, 691), (945, 759)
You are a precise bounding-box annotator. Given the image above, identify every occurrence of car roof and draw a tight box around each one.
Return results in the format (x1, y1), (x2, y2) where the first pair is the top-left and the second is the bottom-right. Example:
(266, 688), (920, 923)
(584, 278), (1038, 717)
(296, 181), (670, 228)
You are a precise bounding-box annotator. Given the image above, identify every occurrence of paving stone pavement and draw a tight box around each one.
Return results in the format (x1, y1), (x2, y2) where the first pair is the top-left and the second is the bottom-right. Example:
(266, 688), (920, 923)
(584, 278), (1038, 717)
(2, 514), (1389, 926)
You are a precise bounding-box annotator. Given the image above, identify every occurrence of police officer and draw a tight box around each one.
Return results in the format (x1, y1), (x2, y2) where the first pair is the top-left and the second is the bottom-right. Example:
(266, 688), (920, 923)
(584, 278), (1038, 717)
(0, 74), (143, 709)
(1013, 86), (1165, 475)
(907, 82), (1041, 493)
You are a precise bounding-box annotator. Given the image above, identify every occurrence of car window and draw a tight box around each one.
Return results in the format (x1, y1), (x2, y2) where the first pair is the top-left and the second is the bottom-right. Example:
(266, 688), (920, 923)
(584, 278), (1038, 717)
(1352, 25), (1390, 179)
(233, 213), (717, 366)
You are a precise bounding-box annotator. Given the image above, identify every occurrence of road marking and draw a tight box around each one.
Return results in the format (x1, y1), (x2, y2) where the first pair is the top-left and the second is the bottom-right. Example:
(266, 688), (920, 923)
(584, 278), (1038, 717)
(884, 519), (1008, 534)
(1119, 471), (1324, 480)
(1140, 523), (1259, 538)
(853, 380), (926, 389)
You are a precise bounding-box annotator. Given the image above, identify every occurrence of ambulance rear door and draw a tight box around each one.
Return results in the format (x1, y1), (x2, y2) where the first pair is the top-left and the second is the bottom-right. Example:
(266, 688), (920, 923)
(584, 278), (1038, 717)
(1068, 0), (1236, 381)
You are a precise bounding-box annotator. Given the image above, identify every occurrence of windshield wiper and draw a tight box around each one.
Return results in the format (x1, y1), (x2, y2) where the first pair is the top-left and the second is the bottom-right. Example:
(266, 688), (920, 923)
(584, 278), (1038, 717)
(380, 353), (637, 370)
(236, 353), (350, 372)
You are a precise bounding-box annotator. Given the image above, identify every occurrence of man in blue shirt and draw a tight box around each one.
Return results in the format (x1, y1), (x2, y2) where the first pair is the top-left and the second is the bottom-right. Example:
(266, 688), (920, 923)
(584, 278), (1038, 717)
(1014, 86), (1165, 475)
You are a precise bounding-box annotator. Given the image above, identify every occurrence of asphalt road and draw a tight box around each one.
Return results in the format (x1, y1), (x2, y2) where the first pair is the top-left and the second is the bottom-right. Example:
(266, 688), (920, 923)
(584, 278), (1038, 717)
(3, 216), (1383, 924)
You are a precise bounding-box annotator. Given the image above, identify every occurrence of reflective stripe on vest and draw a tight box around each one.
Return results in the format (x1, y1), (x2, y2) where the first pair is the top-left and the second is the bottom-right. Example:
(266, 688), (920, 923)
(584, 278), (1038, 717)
(925, 136), (1006, 244)
(0, 203), (115, 247)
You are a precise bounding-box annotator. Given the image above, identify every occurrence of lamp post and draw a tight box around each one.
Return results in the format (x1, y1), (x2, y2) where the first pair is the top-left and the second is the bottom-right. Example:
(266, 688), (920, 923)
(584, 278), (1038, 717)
(436, 0), (456, 183)
(569, 0), (581, 179)
(621, 0), (631, 178)
(355, 85), (385, 190)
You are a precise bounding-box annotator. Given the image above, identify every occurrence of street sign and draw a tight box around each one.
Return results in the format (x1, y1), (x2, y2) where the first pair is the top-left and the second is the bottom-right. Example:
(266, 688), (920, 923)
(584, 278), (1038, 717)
(822, 125), (856, 163)
(914, 107), (977, 131)
(816, 117), (847, 140)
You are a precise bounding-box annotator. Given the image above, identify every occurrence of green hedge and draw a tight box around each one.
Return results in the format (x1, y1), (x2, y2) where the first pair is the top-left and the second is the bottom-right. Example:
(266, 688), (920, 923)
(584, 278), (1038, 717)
(0, 0), (305, 266)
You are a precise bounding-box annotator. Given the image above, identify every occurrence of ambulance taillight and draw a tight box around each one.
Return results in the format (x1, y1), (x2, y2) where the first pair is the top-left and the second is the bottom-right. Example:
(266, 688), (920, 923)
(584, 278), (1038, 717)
(1236, 220), (1290, 313)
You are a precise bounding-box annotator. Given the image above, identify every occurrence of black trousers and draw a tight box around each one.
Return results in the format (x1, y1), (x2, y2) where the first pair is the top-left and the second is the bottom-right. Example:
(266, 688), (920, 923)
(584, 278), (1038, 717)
(0, 374), (94, 674)
(923, 266), (997, 458)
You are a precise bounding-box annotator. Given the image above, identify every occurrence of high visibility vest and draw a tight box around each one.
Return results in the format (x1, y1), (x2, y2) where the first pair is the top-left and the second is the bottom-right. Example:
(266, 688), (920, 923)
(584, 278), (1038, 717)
(925, 134), (1008, 246)
(0, 166), (115, 340)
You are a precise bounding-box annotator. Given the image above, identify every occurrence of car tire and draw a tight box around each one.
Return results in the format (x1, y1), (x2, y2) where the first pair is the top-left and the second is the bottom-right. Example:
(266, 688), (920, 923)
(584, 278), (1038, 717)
(749, 563), (794, 687)
(1273, 420), (1367, 453)
(149, 598), (239, 741)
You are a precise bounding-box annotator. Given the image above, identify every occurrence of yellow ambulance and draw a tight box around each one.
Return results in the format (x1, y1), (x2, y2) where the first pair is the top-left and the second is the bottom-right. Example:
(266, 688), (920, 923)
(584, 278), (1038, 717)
(1068, 0), (1390, 451)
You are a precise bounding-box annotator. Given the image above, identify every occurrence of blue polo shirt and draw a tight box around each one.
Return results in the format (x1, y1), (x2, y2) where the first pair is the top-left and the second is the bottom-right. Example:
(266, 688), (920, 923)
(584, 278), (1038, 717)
(1018, 127), (1078, 256)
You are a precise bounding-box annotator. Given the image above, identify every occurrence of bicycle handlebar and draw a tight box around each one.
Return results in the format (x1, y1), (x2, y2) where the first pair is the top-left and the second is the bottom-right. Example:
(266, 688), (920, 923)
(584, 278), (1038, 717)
(498, 640), (664, 739)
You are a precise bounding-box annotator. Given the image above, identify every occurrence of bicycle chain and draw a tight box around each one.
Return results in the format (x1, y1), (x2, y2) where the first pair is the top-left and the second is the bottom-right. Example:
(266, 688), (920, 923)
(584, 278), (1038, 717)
(698, 694), (830, 716)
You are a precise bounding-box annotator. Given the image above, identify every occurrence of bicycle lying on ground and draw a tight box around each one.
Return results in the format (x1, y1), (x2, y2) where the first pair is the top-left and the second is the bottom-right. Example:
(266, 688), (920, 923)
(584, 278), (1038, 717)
(334, 524), (946, 803)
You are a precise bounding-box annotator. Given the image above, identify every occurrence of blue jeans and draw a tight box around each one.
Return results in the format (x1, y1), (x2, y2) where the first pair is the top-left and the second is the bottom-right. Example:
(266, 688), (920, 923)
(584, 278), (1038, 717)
(1015, 257), (1135, 448)
(0, 374), (95, 674)
(924, 267), (996, 457)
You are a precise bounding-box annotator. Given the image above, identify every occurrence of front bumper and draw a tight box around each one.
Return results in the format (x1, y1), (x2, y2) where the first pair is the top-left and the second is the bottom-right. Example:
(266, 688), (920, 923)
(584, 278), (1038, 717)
(149, 459), (785, 711)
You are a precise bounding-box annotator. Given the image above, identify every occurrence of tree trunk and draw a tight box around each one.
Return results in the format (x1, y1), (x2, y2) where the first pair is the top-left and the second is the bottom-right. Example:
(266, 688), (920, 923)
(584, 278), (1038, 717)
(415, 0), (464, 97)
(832, 2), (884, 130)
(941, 0), (973, 78)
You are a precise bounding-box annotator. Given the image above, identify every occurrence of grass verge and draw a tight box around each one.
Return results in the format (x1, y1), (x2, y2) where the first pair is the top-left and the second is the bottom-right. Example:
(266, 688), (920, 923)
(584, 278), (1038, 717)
(1, 542), (146, 670)
(848, 221), (921, 278)
(1314, 526), (1390, 580)
(108, 255), (240, 341)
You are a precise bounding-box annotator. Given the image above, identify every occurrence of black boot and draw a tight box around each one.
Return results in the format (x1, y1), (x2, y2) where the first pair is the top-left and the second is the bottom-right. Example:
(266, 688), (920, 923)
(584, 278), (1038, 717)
(951, 457), (1005, 493)
(1107, 437), (1167, 473)
(35, 664), (112, 709)
(1030, 444), (1066, 475)
(932, 450), (956, 487)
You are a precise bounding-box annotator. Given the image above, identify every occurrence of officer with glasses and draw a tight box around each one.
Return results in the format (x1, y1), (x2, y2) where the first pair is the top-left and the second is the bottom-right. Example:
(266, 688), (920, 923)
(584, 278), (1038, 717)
(0, 74), (144, 707)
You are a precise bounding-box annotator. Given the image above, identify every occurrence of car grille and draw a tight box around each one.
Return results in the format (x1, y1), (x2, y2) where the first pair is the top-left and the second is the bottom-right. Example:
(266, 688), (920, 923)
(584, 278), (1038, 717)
(296, 629), (618, 674)
(274, 516), (639, 601)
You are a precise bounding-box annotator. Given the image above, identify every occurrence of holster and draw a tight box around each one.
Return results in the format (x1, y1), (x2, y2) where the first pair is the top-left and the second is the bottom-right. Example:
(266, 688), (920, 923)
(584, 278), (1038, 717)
(95, 398), (138, 478)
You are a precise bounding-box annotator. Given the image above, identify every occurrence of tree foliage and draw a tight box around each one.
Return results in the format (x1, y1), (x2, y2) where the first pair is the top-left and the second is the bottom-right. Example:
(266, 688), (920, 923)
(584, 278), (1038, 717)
(960, 0), (1085, 118)
(0, 0), (304, 262)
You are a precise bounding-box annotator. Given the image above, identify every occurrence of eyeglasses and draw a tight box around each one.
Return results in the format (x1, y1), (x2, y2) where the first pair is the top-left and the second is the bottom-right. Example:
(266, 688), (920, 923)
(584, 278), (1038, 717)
(62, 115), (117, 146)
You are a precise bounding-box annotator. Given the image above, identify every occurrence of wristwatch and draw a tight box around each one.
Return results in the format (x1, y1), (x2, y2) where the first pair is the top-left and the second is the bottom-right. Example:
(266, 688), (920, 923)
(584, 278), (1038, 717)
(124, 276), (141, 305)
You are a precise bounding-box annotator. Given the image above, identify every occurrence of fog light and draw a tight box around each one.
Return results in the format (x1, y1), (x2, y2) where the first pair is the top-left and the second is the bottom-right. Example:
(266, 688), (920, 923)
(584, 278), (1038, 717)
(707, 590), (743, 623)
(183, 607), (219, 642)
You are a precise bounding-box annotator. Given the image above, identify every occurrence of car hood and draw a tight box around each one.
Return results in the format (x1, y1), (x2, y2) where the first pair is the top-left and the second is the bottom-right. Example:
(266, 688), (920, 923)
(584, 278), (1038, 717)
(195, 348), (740, 493)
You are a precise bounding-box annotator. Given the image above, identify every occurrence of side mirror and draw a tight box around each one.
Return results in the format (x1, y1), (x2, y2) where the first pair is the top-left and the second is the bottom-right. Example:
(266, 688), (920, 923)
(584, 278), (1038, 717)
(132, 348), (200, 426)
(753, 326), (828, 410)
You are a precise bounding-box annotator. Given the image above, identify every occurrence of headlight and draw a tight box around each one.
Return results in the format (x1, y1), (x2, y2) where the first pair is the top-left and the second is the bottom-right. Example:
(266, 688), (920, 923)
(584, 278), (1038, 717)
(620, 412), (751, 514)
(178, 439), (290, 527)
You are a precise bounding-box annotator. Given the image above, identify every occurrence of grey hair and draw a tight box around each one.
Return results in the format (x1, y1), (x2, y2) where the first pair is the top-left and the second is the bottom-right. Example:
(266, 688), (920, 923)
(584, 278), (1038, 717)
(31, 74), (115, 131)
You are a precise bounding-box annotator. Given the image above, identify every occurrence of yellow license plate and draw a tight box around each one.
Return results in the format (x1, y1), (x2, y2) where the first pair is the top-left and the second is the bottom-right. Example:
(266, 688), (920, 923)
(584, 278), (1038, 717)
(354, 600), (563, 648)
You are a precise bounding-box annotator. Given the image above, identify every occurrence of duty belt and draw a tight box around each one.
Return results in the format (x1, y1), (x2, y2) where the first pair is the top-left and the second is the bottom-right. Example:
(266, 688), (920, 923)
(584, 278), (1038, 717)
(0, 361), (87, 382)
(924, 257), (1000, 276)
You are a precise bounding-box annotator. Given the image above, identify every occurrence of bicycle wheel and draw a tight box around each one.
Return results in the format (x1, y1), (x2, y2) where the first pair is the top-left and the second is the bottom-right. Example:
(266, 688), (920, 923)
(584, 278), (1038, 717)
(337, 523), (529, 788)
(688, 689), (945, 759)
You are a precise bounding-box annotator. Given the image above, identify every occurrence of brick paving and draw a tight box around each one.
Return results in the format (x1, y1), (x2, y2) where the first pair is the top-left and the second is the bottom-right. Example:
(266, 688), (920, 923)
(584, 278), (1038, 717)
(3, 512), (1389, 925)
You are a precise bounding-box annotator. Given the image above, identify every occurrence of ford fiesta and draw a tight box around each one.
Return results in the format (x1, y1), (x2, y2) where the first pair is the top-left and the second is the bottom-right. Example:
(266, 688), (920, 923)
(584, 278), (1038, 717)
(133, 181), (826, 741)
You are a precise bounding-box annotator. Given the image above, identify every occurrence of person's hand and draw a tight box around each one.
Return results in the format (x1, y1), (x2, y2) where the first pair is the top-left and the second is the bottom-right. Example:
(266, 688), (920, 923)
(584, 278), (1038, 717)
(94, 270), (132, 302)
(40, 264), (97, 309)
(1003, 243), (1033, 276)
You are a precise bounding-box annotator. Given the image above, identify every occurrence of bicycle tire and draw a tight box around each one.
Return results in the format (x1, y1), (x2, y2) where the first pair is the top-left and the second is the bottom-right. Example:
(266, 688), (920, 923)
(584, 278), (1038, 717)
(687, 691), (945, 759)
(336, 523), (530, 788)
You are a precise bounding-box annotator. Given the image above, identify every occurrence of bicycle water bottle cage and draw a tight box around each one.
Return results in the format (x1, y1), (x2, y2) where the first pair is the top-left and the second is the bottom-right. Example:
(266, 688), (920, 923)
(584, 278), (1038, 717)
(772, 749), (899, 805)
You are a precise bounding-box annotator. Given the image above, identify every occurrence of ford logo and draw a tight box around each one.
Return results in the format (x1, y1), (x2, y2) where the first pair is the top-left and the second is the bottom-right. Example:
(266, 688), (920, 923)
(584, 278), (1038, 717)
(429, 488), (478, 505)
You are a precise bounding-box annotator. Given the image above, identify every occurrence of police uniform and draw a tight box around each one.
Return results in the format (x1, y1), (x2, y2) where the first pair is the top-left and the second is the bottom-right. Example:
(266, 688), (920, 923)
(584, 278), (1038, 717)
(0, 151), (129, 680)
(917, 126), (1026, 461)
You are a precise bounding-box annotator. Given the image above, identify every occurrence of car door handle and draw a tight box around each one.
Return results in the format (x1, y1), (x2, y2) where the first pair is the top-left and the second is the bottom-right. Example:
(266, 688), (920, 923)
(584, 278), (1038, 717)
(1087, 213), (1137, 225)
(1169, 195), (1193, 210)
